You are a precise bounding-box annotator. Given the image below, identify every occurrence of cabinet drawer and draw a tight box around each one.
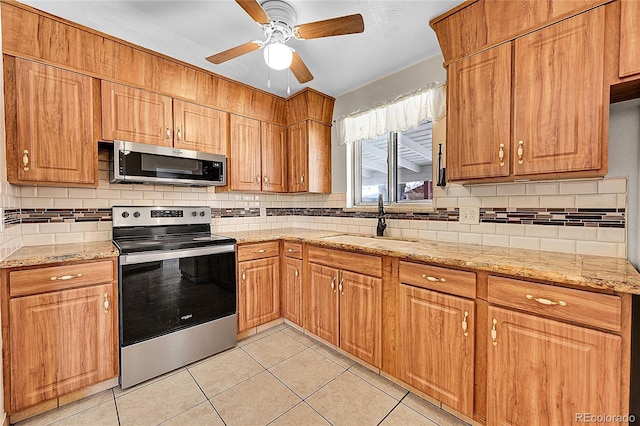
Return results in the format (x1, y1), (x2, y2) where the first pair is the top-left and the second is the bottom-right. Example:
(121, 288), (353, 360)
(399, 261), (476, 299)
(10, 260), (115, 297)
(282, 241), (302, 259)
(237, 241), (280, 262)
(308, 246), (382, 277)
(488, 275), (621, 332)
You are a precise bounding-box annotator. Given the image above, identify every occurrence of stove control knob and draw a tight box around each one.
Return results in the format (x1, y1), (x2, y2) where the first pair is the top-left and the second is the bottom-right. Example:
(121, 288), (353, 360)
(200, 211), (206, 217)
(191, 211), (197, 217)
(121, 212), (130, 218)
(133, 211), (141, 218)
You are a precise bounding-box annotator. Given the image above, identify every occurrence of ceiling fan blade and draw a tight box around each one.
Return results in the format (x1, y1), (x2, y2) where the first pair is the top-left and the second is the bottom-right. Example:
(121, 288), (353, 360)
(293, 14), (364, 40)
(206, 42), (261, 64)
(235, 0), (271, 25)
(290, 51), (314, 84)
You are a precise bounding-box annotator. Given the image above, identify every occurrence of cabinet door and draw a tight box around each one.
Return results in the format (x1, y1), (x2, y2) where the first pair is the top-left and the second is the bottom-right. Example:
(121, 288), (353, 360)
(487, 306), (621, 426)
(307, 121), (332, 193)
(282, 257), (303, 326)
(173, 99), (229, 155)
(339, 270), (382, 367)
(620, 0), (640, 78)
(305, 263), (339, 346)
(238, 257), (280, 331)
(261, 122), (287, 192)
(229, 115), (262, 191)
(10, 284), (117, 412)
(398, 285), (474, 417)
(447, 43), (511, 180)
(287, 121), (308, 192)
(513, 8), (604, 176)
(101, 81), (173, 147)
(14, 59), (97, 185)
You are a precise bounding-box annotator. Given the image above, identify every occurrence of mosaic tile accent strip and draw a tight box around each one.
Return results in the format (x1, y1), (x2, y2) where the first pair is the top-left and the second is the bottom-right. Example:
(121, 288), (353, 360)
(267, 207), (626, 228)
(17, 208), (112, 224)
(212, 208), (260, 218)
(3, 209), (21, 228)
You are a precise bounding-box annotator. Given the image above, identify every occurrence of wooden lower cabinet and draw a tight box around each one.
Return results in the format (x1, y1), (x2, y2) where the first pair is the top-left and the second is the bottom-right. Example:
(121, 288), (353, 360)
(398, 284), (474, 417)
(238, 256), (280, 331)
(306, 256), (382, 367)
(487, 306), (622, 426)
(2, 258), (118, 415)
(282, 256), (303, 326)
(10, 283), (117, 412)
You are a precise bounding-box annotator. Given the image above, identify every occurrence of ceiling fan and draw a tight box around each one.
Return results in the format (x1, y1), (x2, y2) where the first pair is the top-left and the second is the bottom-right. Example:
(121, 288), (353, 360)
(206, 0), (365, 84)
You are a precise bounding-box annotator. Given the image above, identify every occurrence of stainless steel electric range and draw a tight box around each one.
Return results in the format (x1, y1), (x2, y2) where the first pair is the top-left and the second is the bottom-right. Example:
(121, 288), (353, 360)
(112, 206), (236, 389)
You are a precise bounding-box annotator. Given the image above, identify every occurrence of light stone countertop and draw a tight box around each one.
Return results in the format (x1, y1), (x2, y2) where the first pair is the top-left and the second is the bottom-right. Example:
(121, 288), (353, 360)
(225, 227), (640, 295)
(0, 240), (119, 269)
(2, 228), (639, 295)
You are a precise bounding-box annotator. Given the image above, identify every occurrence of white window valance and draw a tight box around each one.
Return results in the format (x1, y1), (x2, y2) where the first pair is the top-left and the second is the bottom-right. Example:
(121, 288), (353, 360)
(336, 82), (446, 145)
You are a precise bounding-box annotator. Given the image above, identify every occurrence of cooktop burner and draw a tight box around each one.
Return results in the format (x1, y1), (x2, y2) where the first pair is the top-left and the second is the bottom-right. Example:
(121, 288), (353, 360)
(112, 206), (236, 254)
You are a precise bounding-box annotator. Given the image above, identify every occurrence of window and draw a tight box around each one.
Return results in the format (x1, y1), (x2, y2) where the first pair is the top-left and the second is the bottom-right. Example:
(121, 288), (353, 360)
(353, 120), (433, 206)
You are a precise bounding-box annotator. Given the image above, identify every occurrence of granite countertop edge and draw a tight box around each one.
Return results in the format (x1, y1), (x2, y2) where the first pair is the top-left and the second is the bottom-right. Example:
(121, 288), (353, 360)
(0, 241), (119, 269)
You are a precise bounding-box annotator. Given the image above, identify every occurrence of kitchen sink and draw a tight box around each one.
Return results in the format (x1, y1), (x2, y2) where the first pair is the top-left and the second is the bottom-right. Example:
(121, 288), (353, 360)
(320, 235), (417, 250)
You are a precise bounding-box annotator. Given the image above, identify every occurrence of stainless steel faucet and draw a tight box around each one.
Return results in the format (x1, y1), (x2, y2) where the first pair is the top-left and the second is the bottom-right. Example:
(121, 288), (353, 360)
(376, 194), (387, 237)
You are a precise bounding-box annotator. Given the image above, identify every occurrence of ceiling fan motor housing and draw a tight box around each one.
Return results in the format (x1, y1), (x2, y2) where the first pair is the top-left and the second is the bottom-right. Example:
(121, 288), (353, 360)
(261, 0), (297, 38)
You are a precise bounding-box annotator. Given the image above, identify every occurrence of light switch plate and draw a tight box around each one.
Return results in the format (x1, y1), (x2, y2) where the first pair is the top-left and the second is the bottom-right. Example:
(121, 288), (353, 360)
(459, 206), (480, 225)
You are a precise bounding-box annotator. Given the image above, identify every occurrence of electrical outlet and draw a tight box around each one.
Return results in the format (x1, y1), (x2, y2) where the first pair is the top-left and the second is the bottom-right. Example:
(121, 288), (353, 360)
(459, 206), (480, 225)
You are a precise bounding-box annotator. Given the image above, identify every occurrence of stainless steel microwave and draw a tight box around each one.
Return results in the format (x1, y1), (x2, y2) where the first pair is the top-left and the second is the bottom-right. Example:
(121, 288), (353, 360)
(110, 140), (226, 186)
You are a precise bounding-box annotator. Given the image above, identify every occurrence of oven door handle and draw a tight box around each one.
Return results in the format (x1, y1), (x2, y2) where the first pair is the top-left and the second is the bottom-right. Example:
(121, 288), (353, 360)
(120, 244), (236, 265)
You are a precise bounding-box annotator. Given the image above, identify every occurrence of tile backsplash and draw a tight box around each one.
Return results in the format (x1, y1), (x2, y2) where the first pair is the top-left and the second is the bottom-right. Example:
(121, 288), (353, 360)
(0, 149), (629, 259)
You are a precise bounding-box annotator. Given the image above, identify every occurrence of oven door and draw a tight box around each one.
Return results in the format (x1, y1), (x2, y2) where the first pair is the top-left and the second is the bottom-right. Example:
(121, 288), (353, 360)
(119, 245), (236, 347)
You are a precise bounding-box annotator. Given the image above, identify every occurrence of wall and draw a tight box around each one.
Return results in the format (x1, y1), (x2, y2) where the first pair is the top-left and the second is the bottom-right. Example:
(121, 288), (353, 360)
(609, 99), (640, 267)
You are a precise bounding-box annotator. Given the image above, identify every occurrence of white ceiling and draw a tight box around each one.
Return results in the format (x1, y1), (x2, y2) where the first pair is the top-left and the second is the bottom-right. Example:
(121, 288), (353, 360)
(18, 0), (463, 98)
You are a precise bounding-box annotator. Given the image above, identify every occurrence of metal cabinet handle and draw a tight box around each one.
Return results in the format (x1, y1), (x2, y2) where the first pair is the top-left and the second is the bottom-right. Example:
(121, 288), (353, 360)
(254, 249), (266, 253)
(287, 248), (298, 253)
(526, 294), (567, 307)
(241, 269), (246, 282)
(22, 150), (30, 172)
(294, 267), (299, 278)
(338, 278), (344, 295)
(256, 175), (261, 186)
(103, 293), (110, 313)
(330, 276), (336, 293)
(50, 273), (83, 281)
(300, 173), (305, 185)
(491, 318), (498, 346)
(264, 176), (269, 186)
(462, 310), (469, 337)
(176, 127), (181, 143)
(517, 140), (524, 165)
(498, 143), (505, 167)
(166, 126), (171, 141)
(422, 274), (446, 283)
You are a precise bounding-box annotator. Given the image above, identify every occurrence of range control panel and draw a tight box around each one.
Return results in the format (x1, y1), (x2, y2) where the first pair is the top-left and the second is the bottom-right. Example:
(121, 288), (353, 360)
(112, 206), (211, 227)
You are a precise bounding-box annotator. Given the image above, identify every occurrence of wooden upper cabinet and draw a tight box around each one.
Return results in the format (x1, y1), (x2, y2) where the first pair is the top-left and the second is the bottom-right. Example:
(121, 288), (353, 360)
(487, 306), (621, 426)
(513, 7), (605, 176)
(173, 99), (229, 155)
(447, 43), (511, 180)
(8, 58), (97, 186)
(398, 285), (474, 418)
(288, 120), (331, 193)
(101, 81), (173, 146)
(10, 283), (117, 412)
(261, 123), (287, 192)
(229, 115), (262, 191)
(619, 0), (640, 78)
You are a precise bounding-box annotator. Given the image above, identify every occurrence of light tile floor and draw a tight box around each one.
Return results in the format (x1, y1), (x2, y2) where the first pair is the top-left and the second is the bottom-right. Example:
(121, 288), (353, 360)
(17, 324), (470, 426)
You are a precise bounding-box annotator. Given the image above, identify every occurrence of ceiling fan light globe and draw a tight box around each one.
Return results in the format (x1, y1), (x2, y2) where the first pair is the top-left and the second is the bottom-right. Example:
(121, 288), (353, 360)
(264, 42), (293, 70)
